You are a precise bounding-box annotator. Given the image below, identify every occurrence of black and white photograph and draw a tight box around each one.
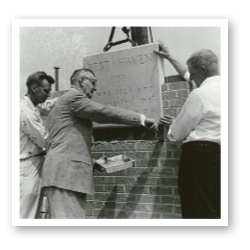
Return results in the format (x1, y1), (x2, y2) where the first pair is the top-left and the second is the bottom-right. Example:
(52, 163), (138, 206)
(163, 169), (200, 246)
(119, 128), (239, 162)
(2, 0), (250, 247)
(12, 19), (228, 226)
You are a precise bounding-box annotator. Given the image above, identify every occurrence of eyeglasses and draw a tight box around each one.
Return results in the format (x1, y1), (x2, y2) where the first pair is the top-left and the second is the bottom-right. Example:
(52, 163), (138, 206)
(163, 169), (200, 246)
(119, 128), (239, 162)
(82, 76), (97, 86)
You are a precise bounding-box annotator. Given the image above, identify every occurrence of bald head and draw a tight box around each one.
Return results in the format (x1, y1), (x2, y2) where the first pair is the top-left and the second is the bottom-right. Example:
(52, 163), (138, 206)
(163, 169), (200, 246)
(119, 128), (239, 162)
(186, 49), (220, 87)
(187, 49), (218, 68)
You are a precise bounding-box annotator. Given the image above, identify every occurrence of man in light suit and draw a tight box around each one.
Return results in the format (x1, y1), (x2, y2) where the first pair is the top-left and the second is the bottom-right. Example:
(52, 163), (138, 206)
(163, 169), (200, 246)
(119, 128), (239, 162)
(42, 68), (158, 219)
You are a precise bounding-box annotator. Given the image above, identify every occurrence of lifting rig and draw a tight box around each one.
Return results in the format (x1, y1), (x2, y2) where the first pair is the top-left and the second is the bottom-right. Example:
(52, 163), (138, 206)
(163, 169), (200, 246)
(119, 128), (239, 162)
(103, 27), (153, 52)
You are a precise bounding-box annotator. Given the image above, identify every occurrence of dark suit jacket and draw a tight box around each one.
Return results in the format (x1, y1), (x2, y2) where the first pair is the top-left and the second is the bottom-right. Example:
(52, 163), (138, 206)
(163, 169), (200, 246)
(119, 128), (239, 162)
(42, 88), (142, 194)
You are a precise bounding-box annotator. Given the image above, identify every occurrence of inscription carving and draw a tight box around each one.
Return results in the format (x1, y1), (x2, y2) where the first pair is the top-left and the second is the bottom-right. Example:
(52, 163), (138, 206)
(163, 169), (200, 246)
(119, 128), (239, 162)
(83, 43), (164, 128)
(116, 53), (155, 67)
(87, 61), (110, 72)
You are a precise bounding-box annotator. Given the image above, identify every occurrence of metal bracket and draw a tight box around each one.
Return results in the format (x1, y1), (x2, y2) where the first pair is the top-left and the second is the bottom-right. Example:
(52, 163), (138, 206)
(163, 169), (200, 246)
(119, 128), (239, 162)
(103, 27), (137, 52)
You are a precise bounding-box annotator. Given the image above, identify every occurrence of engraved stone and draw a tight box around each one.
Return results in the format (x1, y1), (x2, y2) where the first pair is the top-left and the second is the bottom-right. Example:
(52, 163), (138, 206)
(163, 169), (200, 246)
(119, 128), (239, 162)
(83, 43), (165, 127)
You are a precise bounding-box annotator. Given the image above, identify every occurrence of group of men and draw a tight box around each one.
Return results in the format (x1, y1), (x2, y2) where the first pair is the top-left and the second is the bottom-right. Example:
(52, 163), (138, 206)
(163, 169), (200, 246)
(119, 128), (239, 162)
(20, 41), (221, 219)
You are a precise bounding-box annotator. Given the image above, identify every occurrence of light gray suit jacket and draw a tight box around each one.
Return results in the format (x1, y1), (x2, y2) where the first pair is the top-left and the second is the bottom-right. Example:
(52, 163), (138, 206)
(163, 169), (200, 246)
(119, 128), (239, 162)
(42, 88), (142, 194)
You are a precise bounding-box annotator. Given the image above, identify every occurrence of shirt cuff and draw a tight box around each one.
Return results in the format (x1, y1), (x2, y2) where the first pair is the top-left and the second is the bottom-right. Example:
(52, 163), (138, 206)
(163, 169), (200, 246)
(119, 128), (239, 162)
(140, 114), (146, 126)
(183, 71), (190, 81)
(167, 126), (176, 141)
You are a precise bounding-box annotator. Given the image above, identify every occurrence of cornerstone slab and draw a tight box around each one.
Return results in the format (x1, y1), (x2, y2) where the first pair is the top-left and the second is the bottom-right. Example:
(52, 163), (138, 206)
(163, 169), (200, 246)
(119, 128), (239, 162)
(83, 43), (165, 128)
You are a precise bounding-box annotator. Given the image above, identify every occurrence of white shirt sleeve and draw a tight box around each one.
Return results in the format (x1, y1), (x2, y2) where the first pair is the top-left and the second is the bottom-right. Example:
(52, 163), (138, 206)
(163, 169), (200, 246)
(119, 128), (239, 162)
(167, 90), (205, 141)
(37, 97), (59, 116)
(20, 109), (49, 149)
(140, 114), (146, 126)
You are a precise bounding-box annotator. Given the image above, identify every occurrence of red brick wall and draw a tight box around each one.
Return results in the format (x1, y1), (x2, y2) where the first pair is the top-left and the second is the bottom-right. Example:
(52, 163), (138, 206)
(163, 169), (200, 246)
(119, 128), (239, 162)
(40, 75), (189, 219)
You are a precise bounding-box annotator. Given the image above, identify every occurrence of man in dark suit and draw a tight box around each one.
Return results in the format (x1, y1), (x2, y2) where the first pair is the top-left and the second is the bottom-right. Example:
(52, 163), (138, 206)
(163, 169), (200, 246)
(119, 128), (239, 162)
(42, 68), (157, 219)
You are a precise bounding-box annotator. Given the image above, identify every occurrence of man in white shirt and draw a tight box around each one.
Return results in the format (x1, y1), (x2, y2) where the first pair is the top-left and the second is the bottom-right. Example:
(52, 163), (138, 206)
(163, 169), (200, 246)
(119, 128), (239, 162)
(154, 42), (221, 218)
(20, 71), (57, 219)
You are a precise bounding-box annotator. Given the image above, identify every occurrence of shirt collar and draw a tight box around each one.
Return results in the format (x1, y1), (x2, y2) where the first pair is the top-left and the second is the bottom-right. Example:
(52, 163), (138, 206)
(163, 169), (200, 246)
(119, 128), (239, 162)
(200, 75), (221, 87)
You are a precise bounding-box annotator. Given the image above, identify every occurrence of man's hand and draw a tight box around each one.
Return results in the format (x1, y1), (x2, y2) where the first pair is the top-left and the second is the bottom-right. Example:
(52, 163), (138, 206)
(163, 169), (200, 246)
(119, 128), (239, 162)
(145, 118), (158, 132)
(154, 40), (171, 59)
(159, 115), (175, 127)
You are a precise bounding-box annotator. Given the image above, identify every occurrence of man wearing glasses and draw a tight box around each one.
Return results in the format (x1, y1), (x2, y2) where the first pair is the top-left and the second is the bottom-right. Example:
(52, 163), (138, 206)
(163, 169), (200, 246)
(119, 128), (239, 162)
(42, 68), (158, 219)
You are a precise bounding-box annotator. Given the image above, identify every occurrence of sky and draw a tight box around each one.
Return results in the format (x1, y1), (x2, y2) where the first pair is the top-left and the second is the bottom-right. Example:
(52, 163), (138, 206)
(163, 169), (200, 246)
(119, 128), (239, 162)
(19, 25), (221, 97)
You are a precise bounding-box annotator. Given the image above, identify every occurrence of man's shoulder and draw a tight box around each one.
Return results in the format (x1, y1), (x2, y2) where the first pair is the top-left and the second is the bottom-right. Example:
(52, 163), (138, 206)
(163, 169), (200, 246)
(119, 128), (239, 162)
(20, 96), (29, 108)
(53, 89), (79, 106)
(20, 97), (36, 116)
(68, 89), (90, 104)
(20, 104), (38, 122)
(187, 87), (203, 99)
(200, 80), (220, 95)
(61, 88), (87, 100)
(48, 89), (88, 117)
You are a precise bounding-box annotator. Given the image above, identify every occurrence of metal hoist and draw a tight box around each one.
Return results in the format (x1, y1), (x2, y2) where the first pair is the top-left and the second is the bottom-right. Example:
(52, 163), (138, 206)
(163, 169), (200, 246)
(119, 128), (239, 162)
(103, 27), (153, 52)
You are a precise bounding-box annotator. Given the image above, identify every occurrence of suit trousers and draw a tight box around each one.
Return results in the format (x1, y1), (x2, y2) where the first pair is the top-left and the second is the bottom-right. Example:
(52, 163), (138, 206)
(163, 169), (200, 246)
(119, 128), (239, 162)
(45, 187), (87, 219)
(178, 141), (221, 219)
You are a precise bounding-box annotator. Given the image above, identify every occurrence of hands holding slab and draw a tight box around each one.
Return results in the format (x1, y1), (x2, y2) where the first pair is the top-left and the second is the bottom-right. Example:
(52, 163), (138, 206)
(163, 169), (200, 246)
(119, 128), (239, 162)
(145, 117), (159, 131)
(153, 40), (172, 59)
(159, 115), (175, 127)
(143, 115), (176, 134)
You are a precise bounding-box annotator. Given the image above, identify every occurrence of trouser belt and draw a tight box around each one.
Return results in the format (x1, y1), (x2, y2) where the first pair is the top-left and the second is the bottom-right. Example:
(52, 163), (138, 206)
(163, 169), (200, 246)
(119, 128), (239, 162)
(182, 141), (220, 150)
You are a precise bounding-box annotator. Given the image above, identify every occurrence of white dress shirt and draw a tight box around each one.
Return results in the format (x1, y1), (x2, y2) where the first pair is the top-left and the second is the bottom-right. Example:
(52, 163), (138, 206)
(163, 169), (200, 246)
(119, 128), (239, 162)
(168, 75), (221, 144)
(20, 96), (58, 160)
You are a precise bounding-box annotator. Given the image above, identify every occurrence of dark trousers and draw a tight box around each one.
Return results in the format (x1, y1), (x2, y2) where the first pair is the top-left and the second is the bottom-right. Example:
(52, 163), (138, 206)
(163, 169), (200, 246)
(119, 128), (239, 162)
(179, 141), (221, 219)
